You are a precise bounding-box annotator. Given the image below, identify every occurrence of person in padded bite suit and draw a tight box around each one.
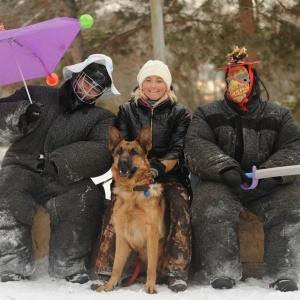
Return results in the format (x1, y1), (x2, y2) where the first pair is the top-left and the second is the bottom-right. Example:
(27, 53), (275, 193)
(0, 54), (120, 284)
(185, 46), (300, 292)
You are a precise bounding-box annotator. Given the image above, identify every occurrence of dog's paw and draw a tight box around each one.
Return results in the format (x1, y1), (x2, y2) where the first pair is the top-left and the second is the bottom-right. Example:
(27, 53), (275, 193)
(95, 284), (114, 292)
(143, 284), (157, 294)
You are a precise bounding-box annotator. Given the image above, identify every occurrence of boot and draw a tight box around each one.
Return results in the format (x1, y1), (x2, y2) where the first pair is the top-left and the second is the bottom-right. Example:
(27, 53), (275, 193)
(90, 274), (111, 290)
(269, 279), (298, 292)
(211, 276), (235, 289)
(0, 273), (25, 282)
(66, 273), (90, 284)
(168, 277), (187, 292)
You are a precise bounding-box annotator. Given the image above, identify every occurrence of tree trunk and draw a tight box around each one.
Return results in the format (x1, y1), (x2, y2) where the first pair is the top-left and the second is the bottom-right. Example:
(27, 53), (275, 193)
(62, 0), (84, 63)
(238, 0), (257, 60)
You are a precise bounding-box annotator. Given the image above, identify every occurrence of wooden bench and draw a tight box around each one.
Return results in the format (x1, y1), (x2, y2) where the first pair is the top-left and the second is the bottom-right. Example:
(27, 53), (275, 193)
(32, 206), (50, 260)
(240, 209), (263, 279)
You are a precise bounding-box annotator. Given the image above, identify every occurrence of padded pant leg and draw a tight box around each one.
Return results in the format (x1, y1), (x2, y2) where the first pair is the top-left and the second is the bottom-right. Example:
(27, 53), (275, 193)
(0, 166), (40, 277)
(45, 179), (104, 278)
(191, 181), (243, 281)
(248, 184), (300, 284)
(0, 209), (35, 277)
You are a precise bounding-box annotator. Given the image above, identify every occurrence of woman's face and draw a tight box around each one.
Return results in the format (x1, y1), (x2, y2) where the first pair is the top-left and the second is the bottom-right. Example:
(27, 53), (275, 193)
(142, 76), (167, 100)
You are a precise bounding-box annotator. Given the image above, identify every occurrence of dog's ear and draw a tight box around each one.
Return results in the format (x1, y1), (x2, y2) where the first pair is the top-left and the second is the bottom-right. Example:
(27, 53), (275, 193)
(136, 126), (152, 153)
(109, 126), (124, 152)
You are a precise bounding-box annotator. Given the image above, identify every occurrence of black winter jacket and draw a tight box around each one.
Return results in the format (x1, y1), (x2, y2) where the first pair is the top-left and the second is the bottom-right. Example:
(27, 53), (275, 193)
(116, 97), (191, 184)
(0, 85), (116, 186)
(185, 96), (300, 184)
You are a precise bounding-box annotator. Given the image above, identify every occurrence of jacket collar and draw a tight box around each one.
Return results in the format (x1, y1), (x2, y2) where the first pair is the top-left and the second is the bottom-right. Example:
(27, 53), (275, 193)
(224, 90), (260, 115)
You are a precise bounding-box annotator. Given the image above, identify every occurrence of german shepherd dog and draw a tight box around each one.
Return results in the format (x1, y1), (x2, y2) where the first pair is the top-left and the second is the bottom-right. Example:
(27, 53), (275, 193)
(96, 126), (165, 294)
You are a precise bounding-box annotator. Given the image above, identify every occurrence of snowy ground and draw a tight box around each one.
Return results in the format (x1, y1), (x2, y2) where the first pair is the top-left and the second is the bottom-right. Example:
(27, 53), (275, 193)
(0, 257), (299, 300)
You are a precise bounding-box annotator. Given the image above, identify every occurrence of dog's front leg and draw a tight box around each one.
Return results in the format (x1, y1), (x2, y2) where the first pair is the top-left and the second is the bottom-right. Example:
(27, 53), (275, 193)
(96, 235), (131, 292)
(144, 226), (159, 294)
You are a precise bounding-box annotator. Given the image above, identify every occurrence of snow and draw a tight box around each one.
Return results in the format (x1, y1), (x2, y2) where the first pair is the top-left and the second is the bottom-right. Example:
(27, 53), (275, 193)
(0, 257), (299, 300)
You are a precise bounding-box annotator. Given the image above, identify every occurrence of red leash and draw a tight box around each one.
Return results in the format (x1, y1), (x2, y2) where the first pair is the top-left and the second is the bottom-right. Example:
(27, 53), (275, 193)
(121, 257), (142, 287)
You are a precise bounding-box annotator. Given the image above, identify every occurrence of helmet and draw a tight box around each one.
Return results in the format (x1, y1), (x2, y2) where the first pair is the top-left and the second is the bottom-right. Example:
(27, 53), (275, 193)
(72, 63), (112, 104)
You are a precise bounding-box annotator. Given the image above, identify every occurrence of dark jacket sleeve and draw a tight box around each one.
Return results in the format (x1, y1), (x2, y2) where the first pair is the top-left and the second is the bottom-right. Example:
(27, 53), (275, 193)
(116, 103), (132, 141)
(184, 106), (239, 181)
(0, 88), (37, 143)
(49, 112), (116, 186)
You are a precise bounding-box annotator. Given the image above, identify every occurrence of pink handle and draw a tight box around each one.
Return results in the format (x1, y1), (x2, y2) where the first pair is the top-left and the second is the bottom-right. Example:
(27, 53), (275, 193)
(241, 166), (259, 190)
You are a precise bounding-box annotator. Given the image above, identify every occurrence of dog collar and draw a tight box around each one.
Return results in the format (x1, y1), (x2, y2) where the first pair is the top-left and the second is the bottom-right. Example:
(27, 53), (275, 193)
(132, 180), (152, 196)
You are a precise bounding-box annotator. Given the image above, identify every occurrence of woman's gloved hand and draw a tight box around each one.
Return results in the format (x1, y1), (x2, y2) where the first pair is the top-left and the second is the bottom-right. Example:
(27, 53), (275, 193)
(149, 159), (166, 178)
(220, 167), (251, 188)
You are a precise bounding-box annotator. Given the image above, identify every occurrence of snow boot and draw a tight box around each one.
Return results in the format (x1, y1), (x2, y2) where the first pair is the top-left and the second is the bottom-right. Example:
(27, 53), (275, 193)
(211, 276), (235, 289)
(0, 273), (25, 282)
(168, 277), (188, 292)
(90, 274), (111, 290)
(66, 273), (90, 284)
(269, 279), (298, 292)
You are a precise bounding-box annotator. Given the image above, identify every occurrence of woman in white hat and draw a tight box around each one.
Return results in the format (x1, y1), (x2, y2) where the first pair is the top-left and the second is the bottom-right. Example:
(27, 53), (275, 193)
(95, 60), (192, 292)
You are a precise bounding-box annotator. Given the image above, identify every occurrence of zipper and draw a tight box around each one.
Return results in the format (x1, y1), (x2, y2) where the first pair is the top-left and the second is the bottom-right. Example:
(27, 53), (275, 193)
(150, 107), (154, 158)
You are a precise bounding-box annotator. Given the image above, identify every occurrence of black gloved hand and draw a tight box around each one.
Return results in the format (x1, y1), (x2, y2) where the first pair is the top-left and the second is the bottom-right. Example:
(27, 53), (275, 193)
(150, 159), (166, 178)
(18, 103), (41, 134)
(257, 177), (282, 192)
(26, 103), (41, 122)
(220, 167), (251, 188)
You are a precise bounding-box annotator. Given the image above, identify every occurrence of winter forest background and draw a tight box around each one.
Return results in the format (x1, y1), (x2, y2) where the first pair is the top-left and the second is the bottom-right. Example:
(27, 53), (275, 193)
(0, 1), (300, 299)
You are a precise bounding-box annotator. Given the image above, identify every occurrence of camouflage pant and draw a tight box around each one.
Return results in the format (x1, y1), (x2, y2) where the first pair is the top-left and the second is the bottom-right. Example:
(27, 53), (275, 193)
(95, 181), (192, 281)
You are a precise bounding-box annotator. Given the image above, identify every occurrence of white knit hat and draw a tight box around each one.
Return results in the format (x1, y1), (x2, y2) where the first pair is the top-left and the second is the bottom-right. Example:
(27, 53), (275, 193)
(137, 60), (172, 90)
(63, 54), (120, 99)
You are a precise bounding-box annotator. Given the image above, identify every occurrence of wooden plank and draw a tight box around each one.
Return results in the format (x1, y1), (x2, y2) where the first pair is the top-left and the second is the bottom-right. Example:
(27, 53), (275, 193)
(31, 206), (50, 259)
(240, 210), (264, 278)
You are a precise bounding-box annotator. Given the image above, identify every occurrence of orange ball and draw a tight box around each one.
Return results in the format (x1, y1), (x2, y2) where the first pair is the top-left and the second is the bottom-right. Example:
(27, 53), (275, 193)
(46, 73), (59, 86)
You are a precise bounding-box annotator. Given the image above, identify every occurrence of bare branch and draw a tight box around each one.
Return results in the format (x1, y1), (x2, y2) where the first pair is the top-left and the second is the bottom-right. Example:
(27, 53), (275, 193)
(99, 18), (206, 50)
(277, 0), (300, 17)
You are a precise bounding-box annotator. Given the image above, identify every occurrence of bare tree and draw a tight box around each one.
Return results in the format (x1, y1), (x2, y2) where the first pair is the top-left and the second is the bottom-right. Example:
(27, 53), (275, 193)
(61, 0), (85, 62)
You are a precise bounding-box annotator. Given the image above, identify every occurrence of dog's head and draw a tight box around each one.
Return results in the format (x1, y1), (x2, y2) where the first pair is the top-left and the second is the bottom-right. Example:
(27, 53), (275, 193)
(109, 126), (152, 186)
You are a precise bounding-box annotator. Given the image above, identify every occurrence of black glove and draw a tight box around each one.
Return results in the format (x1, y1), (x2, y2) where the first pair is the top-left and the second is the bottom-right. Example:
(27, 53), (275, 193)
(150, 160), (166, 178)
(257, 177), (282, 192)
(26, 103), (41, 122)
(220, 167), (251, 188)
(18, 103), (41, 134)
